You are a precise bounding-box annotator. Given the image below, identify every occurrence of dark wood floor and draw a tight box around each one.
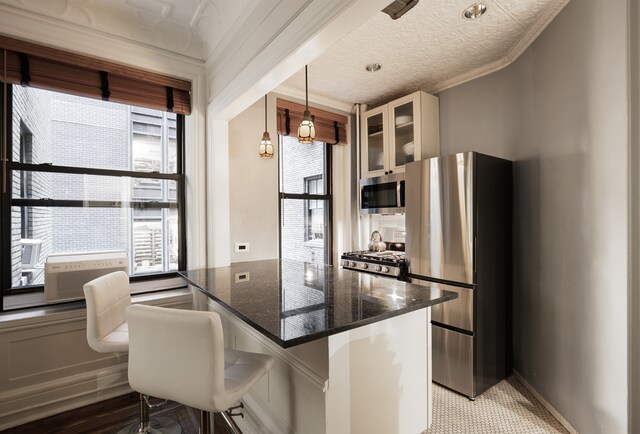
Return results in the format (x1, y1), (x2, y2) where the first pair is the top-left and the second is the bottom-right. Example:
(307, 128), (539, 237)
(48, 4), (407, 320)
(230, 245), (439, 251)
(4, 392), (233, 434)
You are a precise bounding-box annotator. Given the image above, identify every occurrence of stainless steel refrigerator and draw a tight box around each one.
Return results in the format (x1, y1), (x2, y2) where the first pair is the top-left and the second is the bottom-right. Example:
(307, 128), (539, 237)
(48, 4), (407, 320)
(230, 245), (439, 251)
(405, 151), (512, 399)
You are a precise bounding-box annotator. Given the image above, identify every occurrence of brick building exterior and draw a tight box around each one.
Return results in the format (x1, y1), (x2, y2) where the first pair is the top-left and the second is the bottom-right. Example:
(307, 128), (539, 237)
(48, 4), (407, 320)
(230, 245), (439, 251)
(11, 86), (53, 287)
(10, 87), (175, 287)
(280, 136), (327, 264)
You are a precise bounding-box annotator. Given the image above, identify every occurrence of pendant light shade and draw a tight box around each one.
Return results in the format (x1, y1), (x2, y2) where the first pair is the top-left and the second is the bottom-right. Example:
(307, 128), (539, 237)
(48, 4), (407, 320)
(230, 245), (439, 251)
(259, 95), (274, 159)
(298, 65), (315, 144)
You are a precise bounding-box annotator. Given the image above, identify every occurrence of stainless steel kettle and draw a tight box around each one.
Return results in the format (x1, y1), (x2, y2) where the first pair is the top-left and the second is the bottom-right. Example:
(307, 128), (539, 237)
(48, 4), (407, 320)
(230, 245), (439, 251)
(368, 230), (387, 252)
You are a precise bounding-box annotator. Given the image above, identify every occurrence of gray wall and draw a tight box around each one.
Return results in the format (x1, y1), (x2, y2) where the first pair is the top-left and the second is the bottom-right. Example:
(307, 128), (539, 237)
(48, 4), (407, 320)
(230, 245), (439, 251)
(438, 1), (630, 433)
(630, 1), (640, 432)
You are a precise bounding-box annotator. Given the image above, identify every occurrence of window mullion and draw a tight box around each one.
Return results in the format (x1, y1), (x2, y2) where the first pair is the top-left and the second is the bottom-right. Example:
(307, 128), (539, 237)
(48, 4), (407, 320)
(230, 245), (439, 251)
(7, 161), (179, 181)
(11, 199), (177, 208)
(280, 192), (330, 201)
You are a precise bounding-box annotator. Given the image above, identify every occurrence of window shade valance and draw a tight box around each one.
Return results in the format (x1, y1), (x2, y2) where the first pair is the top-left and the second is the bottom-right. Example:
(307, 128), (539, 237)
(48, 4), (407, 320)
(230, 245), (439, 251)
(276, 98), (348, 145)
(0, 36), (191, 115)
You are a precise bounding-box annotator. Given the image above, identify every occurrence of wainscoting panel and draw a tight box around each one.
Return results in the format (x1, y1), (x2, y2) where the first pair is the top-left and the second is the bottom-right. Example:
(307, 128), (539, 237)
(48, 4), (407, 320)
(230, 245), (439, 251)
(0, 289), (192, 431)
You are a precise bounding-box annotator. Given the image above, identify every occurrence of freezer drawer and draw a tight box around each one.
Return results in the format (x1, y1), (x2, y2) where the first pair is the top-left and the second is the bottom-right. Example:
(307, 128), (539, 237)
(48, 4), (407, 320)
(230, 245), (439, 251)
(432, 325), (475, 398)
(409, 278), (474, 331)
(431, 285), (474, 332)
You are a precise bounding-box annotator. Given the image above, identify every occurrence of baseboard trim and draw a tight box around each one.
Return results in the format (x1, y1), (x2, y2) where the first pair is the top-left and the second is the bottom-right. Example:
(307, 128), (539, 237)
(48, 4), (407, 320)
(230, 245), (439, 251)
(0, 364), (131, 431)
(240, 393), (293, 434)
(0, 291), (191, 431)
(512, 370), (579, 434)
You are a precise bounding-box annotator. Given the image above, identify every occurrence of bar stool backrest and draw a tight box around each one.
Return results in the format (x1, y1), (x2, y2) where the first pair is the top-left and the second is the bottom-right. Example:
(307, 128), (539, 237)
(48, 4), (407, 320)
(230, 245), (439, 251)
(127, 305), (227, 411)
(83, 271), (131, 353)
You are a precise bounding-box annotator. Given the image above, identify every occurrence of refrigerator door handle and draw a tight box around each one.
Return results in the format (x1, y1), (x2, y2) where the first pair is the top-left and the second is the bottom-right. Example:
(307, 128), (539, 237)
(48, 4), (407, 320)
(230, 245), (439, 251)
(474, 235), (477, 275)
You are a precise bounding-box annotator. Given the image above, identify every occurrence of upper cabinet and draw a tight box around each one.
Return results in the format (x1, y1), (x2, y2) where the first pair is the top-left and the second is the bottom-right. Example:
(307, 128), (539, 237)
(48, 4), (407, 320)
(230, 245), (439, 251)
(362, 91), (440, 178)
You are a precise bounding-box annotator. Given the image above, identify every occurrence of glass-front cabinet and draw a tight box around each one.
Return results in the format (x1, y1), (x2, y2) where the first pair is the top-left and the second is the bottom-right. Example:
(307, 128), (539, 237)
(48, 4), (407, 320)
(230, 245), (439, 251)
(362, 90), (440, 178)
(364, 106), (387, 175)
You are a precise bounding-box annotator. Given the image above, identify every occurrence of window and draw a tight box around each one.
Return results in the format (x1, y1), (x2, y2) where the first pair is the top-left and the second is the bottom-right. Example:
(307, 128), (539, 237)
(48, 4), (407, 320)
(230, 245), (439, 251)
(279, 135), (332, 265)
(130, 108), (179, 274)
(1, 85), (185, 310)
(304, 175), (324, 242)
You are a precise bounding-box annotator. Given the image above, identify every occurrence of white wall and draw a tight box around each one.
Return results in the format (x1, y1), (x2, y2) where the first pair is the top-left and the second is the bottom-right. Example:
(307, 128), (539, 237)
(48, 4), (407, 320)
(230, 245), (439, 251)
(438, 1), (630, 433)
(227, 94), (352, 264)
(228, 95), (280, 262)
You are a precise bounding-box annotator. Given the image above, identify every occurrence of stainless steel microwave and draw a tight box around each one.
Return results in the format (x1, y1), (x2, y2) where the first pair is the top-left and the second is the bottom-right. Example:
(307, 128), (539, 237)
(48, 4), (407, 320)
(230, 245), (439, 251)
(360, 173), (405, 214)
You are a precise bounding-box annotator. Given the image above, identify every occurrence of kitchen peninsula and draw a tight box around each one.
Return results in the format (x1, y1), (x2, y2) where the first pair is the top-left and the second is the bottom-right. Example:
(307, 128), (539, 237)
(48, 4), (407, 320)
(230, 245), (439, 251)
(179, 259), (456, 434)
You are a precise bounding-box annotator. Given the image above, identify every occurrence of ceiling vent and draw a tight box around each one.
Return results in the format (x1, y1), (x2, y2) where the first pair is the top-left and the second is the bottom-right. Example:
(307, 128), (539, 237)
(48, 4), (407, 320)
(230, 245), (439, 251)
(382, 0), (419, 20)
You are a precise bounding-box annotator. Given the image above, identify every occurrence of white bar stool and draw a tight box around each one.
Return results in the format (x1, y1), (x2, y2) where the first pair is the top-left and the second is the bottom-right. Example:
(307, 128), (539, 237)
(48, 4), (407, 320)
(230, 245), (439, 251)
(127, 304), (275, 434)
(83, 271), (179, 433)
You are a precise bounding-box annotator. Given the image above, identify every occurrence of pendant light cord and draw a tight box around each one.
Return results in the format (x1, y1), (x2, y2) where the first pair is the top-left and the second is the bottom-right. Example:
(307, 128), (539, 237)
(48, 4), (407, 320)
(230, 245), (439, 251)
(264, 94), (267, 131)
(305, 65), (308, 111)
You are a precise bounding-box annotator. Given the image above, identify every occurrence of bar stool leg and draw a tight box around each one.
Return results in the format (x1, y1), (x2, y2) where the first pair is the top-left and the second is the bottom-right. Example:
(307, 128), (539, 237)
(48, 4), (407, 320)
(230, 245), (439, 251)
(220, 411), (242, 434)
(139, 393), (150, 432)
(200, 410), (211, 434)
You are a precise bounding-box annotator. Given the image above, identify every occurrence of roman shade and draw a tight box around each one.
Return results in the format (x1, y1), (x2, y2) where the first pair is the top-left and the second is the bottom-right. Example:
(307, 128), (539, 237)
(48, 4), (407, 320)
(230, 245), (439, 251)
(277, 98), (348, 145)
(0, 36), (191, 115)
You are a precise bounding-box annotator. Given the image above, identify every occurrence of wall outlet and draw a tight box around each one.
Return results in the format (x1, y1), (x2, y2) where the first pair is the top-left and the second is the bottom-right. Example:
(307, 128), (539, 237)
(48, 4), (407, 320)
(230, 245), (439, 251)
(235, 272), (250, 283)
(235, 242), (250, 253)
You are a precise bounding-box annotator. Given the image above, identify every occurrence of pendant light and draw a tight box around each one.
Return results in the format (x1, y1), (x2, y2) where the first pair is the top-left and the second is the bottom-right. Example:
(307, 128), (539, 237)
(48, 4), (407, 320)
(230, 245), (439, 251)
(297, 65), (315, 144)
(259, 94), (274, 159)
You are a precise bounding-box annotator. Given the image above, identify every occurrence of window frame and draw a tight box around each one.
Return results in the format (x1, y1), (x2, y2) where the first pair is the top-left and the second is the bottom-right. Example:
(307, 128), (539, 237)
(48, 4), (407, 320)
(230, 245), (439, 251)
(0, 83), (187, 312)
(303, 175), (324, 242)
(278, 136), (333, 265)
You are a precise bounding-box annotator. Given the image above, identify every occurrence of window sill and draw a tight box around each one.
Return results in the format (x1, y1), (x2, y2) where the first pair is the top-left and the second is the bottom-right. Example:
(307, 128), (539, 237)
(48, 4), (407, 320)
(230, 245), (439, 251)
(0, 285), (191, 327)
(3, 274), (187, 311)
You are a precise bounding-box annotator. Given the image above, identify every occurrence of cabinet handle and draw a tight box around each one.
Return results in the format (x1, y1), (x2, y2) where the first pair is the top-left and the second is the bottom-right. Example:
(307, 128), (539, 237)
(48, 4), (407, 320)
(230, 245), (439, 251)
(385, 171), (389, 175)
(389, 170), (393, 174)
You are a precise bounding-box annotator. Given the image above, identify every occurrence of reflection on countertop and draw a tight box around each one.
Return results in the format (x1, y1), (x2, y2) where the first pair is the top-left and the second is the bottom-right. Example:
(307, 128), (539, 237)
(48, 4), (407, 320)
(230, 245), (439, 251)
(179, 259), (457, 348)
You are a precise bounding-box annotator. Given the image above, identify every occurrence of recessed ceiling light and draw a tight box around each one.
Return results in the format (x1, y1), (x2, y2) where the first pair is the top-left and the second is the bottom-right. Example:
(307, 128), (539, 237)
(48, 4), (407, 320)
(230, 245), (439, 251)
(365, 63), (382, 72)
(462, 3), (487, 19)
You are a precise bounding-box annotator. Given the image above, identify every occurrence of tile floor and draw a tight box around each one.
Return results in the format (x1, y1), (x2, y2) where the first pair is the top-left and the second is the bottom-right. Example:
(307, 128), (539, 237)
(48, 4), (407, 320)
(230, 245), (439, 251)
(427, 376), (568, 434)
(5, 375), (568, 433)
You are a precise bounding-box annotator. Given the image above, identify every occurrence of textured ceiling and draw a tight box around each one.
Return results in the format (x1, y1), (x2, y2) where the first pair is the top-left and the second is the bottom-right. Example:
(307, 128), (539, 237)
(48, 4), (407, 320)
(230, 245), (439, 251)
(278, 0), (570, 108)
(0, 0), (570, 109)
(0, 0), (258, 60)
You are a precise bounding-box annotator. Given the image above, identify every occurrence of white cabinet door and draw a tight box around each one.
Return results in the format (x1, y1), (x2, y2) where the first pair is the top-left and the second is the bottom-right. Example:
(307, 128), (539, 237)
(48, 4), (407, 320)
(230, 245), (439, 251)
(361, 91), (440, 179)
(362, 105), (388, 178)
(388, 93), (421, 174)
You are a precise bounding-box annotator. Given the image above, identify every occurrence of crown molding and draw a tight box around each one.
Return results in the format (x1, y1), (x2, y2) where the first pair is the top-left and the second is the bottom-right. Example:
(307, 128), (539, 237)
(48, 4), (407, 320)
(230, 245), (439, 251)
(0, 4), (205, 80)
(209, 0), (390, 120)
(274, 85), (354, 114)
(428, 0), (571, 94)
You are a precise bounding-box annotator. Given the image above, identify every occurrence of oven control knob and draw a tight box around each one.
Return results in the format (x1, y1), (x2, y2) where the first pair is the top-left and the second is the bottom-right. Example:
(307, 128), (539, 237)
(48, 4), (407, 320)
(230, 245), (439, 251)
(350, 261), (357, 267)
(374, 265), (382, 272)
(342, 260), (349, 267)
(360, 263), (368, 269)
(382, 266), (390, 273)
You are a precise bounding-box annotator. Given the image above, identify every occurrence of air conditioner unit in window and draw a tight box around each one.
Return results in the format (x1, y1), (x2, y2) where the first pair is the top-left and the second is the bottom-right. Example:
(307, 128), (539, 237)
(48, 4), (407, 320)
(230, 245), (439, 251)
(44, 251), (129, 303)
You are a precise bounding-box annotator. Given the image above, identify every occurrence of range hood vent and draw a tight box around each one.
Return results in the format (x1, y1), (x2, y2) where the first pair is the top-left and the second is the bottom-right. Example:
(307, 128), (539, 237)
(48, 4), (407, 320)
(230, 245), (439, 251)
(382, 0), (419, 20)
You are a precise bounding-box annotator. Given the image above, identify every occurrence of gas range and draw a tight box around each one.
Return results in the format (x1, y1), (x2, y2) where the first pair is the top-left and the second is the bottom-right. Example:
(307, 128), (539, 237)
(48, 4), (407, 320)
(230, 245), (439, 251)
(340, 250), (406, 277)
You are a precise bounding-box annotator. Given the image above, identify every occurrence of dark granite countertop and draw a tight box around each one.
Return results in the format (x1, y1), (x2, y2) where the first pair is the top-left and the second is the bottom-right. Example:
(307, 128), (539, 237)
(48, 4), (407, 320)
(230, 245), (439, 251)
(179, 259), (457, 348)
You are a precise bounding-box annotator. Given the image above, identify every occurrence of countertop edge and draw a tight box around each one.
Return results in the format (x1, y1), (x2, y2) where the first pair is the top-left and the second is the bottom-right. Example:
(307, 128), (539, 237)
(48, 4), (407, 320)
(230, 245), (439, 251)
(183, 272), (457, 349)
